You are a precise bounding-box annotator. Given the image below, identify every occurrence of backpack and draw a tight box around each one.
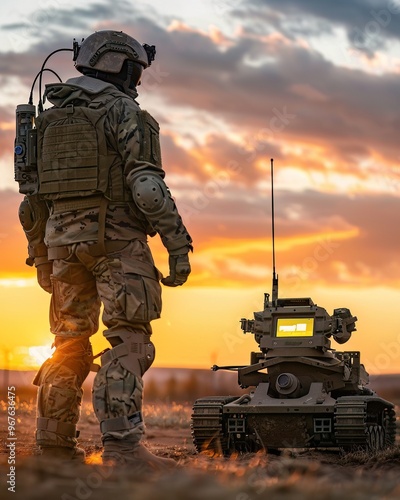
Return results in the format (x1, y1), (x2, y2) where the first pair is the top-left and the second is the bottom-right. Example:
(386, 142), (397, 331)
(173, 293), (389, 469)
(35, 95), (120, 200)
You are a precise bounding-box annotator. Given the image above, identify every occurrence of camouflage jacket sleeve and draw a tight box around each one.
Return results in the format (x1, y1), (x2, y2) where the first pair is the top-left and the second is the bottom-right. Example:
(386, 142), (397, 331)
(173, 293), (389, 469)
(105, 96), (164, 177)
(105, 97), (193, 254)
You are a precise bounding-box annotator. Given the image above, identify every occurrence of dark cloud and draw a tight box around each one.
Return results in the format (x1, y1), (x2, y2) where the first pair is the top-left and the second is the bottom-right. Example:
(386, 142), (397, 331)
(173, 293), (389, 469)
(277, 189), (400, 288)
(1, 1), (131, 34)
(0, 104), (13, 122)
(180, 187), (400, 287)
(1, 181), (400, 288)
(161, 133), (202, 177)
(0, 129), (13, 159)
(240, 0), (400, 56)
(3, 29), (400, 186)
(0, 11), (400, 184)
(1, 0), (400, 174)
(124, 21), (400, 169)
(1, 1), (399, 291)
(160, 128), (287, 188)
(0, 105), (14, 160)
(0, 0), (167, 85)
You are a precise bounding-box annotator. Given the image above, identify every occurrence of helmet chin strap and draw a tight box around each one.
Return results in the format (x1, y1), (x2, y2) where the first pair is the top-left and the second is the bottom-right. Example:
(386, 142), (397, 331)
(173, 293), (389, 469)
(118, 60), (143, 97)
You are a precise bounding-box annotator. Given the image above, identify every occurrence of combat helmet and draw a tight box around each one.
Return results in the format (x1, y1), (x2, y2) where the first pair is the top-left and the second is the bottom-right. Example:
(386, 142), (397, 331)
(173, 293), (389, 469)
(74, 30), (156, 95)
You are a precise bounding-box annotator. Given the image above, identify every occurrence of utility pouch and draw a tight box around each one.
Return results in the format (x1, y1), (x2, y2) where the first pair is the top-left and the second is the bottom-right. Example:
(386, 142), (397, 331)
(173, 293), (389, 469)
(136, 110), (162, 167)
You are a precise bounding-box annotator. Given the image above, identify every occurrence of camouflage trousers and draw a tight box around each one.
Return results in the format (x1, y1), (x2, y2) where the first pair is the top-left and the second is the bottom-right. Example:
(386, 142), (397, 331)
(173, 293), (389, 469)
(34, 239), (162, 449)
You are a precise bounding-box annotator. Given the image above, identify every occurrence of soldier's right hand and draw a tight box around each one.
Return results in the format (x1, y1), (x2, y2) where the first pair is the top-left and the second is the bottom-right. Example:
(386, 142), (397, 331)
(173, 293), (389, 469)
(161, 254), (191, 287)
(36, 262), (53, 293)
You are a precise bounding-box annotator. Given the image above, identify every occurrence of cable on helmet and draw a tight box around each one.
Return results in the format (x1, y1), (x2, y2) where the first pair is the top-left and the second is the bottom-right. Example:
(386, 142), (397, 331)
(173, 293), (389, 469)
(28, 68), (62, 106)
(36, 48), (74, 112)
(27, 38), (83, 109)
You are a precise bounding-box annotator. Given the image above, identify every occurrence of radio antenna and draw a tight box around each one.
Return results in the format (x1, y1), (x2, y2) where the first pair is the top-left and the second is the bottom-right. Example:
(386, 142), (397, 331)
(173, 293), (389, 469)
(271, 158), (278, 305)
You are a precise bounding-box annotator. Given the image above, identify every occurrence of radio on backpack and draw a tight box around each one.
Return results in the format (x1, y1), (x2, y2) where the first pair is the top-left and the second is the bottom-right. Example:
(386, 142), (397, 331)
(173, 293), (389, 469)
(14, 104), (38, 195)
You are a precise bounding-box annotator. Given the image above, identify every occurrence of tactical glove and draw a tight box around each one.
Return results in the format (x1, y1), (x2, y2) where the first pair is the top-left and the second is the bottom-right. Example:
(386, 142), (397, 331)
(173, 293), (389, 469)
(36, 262), (53, 293)
(161, 254), (191, 287)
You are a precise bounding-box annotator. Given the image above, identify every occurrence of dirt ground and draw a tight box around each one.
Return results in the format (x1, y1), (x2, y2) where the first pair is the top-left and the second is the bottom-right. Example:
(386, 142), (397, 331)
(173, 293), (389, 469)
(1, 399), (400, 500)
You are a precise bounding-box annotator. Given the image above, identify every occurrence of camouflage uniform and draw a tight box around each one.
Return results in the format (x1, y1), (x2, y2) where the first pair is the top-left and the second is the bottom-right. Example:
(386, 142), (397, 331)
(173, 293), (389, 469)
(19, 36), (192, 463)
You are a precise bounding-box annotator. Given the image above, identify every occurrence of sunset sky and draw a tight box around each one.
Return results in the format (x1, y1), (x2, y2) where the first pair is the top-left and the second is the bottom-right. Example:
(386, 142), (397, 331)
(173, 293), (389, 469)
(1, 0), (400, 375)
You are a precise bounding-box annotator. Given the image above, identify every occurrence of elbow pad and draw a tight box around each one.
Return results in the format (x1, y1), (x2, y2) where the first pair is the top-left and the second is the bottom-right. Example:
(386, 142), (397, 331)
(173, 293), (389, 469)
(129, 171), (192, 253)
(131, 173), (169, 216)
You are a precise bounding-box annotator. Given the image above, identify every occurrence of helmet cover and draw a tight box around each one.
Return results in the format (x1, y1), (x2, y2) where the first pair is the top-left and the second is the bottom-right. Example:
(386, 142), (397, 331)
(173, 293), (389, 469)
(75, 30), (150, 75)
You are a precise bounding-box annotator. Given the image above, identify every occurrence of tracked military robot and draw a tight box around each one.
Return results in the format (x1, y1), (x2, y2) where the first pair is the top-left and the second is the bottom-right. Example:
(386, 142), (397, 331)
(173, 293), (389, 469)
(192, 160), (396, 454)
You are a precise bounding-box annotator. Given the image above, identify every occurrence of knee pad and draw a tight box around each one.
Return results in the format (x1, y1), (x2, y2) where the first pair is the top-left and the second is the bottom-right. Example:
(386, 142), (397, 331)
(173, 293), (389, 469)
(92, 355), (145, 440)
(92, 331), (154, 440)
(36, 365), (82, 416)
(33, 336), (93, 388)
(103, 331), (155, 377)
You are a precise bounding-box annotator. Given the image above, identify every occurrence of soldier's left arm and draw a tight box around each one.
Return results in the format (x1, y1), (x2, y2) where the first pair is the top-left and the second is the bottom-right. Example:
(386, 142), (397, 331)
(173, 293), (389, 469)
(18, 194), (52, 293)
(109, 98), (193, 286)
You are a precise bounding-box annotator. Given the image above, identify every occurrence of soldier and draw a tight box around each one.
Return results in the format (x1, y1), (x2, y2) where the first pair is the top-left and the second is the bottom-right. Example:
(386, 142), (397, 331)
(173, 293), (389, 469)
(18, 30), (192, 469)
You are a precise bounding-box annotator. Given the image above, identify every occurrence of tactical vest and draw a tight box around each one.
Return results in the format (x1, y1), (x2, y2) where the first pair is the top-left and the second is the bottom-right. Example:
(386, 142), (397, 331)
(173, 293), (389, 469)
(35, 93), (162, 204)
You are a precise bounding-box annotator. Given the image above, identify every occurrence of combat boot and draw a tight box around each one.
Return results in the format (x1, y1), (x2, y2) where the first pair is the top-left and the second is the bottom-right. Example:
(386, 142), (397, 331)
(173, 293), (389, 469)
(40, 445), (86, 462)
(102, 438), (176, 472)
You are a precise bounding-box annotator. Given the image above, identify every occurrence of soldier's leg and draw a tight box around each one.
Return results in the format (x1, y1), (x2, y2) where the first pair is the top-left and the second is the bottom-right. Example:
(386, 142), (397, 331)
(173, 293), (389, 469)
(92, 327), (154, 440)
(92, 241), (175, 469)
(34, 250), (100, 459)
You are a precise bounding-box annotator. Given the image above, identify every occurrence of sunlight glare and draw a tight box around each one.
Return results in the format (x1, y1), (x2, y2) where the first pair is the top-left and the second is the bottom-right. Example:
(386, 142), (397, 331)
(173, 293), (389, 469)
(28, 345), (54, 366)
(0, 278), (37, 288)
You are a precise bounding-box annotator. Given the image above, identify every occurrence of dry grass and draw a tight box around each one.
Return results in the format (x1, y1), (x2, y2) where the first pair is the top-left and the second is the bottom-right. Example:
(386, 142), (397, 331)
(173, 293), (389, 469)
(143, 402), (192, 428)
(1, 399), (400, 499)
(338, 445), (400, 467)
(2, 450), (400, 500)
